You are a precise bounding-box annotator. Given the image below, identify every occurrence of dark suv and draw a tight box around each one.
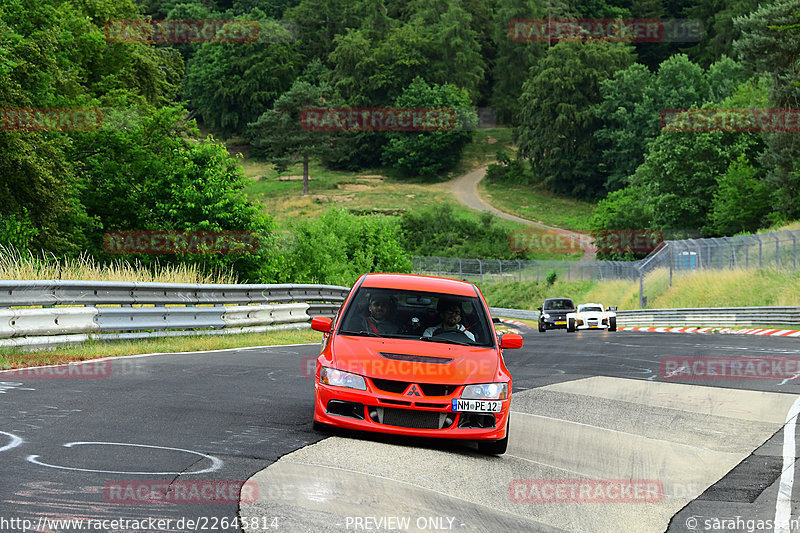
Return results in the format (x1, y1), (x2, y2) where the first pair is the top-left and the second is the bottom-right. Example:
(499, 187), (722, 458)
(537, 298), (576, 332)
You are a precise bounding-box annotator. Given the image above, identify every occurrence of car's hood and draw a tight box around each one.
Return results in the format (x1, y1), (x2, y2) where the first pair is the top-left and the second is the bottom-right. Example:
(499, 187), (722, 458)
(331, 335), (500, 384)
(578, 311), (605, 319)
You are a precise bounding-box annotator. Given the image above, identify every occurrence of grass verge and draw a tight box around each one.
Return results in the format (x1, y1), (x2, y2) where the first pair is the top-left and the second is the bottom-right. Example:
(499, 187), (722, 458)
(0, 329), (322, 370)
(479, 179), (596, 231)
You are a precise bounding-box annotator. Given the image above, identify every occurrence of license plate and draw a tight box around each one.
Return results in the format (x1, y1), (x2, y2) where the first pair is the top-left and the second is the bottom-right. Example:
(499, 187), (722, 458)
(555, 321), (566, 325)
(452, 400), (502, 413)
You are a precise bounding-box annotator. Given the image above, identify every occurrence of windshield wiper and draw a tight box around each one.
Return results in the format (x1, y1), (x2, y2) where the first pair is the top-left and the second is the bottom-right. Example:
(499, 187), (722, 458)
(339, 330), (382, 337)
(418, 336), (473, 347)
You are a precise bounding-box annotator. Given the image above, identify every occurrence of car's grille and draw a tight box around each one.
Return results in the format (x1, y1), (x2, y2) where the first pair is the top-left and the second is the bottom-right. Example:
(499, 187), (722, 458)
(371, 379), (457, 397)
(368, 407), (455, 429)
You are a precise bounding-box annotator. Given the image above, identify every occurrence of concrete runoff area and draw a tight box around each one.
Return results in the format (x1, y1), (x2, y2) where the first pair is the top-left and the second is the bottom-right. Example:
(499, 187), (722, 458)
(241, 377), (799, 532)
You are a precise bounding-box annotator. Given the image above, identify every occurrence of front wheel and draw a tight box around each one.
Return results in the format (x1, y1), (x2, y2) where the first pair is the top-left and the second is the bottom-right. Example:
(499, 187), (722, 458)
(478, 421), (509, 455)
(609, 317), (617, 332)
(538, 321), (546, 333)
(567, 318), (575, 332)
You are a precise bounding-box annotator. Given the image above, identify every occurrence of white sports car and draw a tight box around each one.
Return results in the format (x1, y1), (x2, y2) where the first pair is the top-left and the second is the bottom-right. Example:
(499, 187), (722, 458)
(566, 303), (617, 332)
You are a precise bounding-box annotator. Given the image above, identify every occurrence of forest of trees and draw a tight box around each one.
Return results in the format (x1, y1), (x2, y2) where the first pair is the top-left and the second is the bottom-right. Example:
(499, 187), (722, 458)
(2, 0), (799, 280)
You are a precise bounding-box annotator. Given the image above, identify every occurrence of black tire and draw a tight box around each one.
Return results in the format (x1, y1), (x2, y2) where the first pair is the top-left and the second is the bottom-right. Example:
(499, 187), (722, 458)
(609, 317), (617, 332)
(567, 318), (575, 332)
(478, 421), (509, 455)
(312, 419), (328, 432)
(538, 321), (546, 333)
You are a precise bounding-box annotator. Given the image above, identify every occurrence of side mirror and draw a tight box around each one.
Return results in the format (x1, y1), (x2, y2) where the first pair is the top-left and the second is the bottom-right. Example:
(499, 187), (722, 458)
(500, 333), (523, 349)
(492, 317), (502, 324)
(537, 307), (543, 312)
(608, 306), (618, 311)
(311, 316), (332, 333)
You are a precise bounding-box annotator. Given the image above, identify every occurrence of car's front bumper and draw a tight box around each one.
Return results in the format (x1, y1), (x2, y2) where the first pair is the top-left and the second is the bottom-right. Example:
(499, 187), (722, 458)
(314, 381), (510, 441)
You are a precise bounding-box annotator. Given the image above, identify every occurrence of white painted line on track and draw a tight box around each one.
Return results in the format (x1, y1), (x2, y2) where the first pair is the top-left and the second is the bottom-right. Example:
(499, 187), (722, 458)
(775, 396), (800, 533)
(26, 441), (223, 475)
(0, 431), (23, 453)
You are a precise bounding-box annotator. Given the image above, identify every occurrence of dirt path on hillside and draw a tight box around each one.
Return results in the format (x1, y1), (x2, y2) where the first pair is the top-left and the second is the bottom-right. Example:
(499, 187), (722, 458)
(448, 165), (596, 260)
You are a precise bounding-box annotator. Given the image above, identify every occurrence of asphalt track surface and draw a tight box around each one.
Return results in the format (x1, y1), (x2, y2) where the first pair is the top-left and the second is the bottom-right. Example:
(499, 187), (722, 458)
(2, 326), (800, 532)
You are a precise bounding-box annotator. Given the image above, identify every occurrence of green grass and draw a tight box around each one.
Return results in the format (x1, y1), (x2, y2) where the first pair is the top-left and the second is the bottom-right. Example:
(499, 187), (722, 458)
(479, 180), (596, 231)
(0, 328), (322, 369)
(451, 128), (515, 175)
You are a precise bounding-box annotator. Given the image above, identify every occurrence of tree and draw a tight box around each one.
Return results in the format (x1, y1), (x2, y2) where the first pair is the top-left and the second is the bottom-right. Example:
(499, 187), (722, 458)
(183, 14), (302, 136)
(491, 0), (547, 124)
(708, 155), (771, 236)
(516, 41), (634, 197)
(734, 1), (800, 221)
(381, 77), (477, 179)
(283, 0), (360, 63)
(407, 0), (486, 102)
(76, 106), (285, 281)
(593, 63), (654, 191)
(248, 80), (339, 195)
(630, 127), (762, 233)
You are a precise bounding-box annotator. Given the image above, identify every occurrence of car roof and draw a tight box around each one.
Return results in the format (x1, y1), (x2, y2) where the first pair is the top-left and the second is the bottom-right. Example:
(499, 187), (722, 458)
(544, 297), (574, 302)
(360, 273), (478, 297)
(579, 303), (603, 308)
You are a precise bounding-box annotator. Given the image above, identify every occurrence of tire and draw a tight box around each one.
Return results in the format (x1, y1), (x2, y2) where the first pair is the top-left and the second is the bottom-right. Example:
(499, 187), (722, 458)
(312, 418), (328, 432)
(538, 321), (546, 333)
(609, 317), (617, 332)
(567, 318), (575, 332)
(478, 421), (509, 455)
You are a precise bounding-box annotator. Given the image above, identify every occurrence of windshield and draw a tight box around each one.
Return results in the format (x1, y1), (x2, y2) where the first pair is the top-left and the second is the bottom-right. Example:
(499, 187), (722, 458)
(580, 305), (604, 313)
(338, 287), (494, 346)
(544, 299), (575, 310)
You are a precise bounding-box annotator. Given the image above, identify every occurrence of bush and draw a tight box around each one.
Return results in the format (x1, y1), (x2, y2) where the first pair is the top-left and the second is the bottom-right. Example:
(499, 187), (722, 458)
(284, 208), (412, 286)
(399, 204), (524, 259)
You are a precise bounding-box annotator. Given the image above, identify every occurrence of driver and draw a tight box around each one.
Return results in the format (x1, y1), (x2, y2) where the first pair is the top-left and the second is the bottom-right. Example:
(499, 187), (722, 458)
(423, 298), (475, 341)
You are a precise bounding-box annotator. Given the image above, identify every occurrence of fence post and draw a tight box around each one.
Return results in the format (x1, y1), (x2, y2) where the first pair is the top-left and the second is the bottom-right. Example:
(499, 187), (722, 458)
(638, 266), (645, 309)
(458, 258), (463, 279)
(438, 257), (442, 276)
(536, 262), (540, 282)
(478, 259), (483, 284)
(516, 260), (522, 281)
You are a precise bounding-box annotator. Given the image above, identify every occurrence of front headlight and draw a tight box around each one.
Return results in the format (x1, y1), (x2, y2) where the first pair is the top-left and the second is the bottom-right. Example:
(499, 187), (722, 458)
(461, 383), (508, 400)
(320, 367), (366, 390)
(543, 313), (550, 319)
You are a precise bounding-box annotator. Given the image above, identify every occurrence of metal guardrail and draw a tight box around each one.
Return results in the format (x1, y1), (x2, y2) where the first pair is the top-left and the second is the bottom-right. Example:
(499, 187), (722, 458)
(0, 281), (350, 350)
(490, 306), (800, 329)
(615, 307), (800, 328)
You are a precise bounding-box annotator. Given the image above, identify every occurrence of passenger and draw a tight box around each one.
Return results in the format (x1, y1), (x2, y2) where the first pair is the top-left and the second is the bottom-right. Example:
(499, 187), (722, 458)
(423, 298), (475, 341)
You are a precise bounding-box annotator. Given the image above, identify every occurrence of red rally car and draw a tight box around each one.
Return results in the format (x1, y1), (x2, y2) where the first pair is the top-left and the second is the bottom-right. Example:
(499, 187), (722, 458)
(310, 273), (523, 454)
